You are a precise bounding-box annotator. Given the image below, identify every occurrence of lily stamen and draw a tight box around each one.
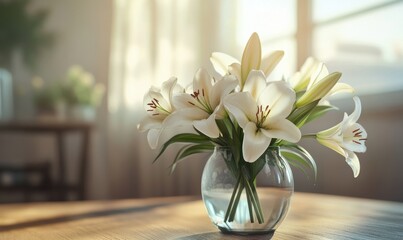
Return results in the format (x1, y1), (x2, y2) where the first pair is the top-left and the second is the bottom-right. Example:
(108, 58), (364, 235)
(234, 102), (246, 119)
(190, 88), (213, 113)
(255, 104), (271, 128)
(147, 98), (171, 115)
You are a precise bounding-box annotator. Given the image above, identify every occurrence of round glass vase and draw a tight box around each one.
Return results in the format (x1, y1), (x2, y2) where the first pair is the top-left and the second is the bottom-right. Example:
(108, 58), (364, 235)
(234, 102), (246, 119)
(201, 146), (293, 235)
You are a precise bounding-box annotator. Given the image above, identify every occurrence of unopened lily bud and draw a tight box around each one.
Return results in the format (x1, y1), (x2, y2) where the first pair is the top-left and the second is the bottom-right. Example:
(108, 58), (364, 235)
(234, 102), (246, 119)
(296, 72), (341, 107)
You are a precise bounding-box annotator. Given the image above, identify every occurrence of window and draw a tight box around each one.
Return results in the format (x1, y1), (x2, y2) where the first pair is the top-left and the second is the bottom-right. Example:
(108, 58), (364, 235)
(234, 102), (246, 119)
(236, 0), (403, 95)
(313, 0), (403, 94)
(237, 0), (297, 79)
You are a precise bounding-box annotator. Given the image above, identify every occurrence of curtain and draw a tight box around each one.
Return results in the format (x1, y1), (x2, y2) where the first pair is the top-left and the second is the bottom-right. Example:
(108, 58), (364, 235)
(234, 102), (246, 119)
(107, 0), (237, 198)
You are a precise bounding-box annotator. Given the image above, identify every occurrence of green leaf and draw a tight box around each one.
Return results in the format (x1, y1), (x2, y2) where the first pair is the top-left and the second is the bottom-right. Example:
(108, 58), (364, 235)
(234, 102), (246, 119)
(304, 105), (338, 124)
(245, 157), (266, 180)
(280, 145), (317, 180)
(176, 143), (214, 161)
(154, 133), (211, 163)
(288, 100), (319, 128)
(216, 119), (231, 140)
(169, 143), (214, 174)
(281, 151), (310, 176)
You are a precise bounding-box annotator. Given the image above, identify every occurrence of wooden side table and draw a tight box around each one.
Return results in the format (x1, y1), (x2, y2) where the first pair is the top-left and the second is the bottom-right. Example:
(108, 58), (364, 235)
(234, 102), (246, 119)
(0, 120), (92, 201)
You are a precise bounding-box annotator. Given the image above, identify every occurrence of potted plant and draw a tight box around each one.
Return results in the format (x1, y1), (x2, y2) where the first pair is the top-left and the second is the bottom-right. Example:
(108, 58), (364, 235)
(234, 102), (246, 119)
(0, 0), (54, 69)
(31, 77), (65, 120)
(62, 66), (105, 121)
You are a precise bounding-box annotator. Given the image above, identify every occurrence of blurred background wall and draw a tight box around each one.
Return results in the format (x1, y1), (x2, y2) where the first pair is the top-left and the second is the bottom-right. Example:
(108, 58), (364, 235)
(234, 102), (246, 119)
(0, 0), (402, 202)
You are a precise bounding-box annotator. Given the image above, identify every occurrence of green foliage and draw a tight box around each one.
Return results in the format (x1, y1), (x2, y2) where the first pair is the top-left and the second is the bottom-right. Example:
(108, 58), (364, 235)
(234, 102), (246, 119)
(169, 143), (214, 174)
(280, 145), (317, 180)
(305, 105), (338, 124)
(287, 100), (320, 128)
(154, 133), (212, 163)
(0, 0), (55, 68)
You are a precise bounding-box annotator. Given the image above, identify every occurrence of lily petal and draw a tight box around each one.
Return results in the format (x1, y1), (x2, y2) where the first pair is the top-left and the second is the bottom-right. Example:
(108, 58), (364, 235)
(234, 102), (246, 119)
(160, 77), (179, 103)
(260, 50), (284, 77)
(214, 104), (228, 119)
(193, 68), (213, 101)
(173, 93), (197, 109)
(228, 63), (242, 86)
(242, 70), (267, 100)
(291, 57), (318, 91)
(163, 108), (208, 127)
(210, 52), (239, 76)
(210, 75), (238, 108)
(138, 116), (162, 131)
(346, 150), (360, 178)
(319, 82), (355, 106)
(347, 96), (362, 125)
(259, 81), (295, 120)
(307, 62), (329, 90)
(147, 129), (160, 149)
(242, 122), (271, 163)
(262, 119), (301, 143)
(342, 123), (367, 153)
(193, 114), (220, 138)
(317, 122), (342, 139)
(328, 83), (355, 96)
(224, 92), (257, 128)
(241, 32), (261, 86)
(317, 138), (346, 157)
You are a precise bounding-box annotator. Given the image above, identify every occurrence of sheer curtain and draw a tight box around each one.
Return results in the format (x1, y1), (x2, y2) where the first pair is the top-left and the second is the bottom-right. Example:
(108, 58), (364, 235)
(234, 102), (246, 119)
(107, 0), (237, 198)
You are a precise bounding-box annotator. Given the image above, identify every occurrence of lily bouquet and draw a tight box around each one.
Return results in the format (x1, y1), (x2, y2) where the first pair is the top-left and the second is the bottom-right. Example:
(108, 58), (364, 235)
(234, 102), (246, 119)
(138, 33), (367, 223)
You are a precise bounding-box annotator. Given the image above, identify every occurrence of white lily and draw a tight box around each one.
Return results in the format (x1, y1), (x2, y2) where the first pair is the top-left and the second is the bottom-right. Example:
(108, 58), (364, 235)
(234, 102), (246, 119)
(224, 81), (301, 163)
(288, 57), (319, 92)
(210, 32), (284, 89)
(137, 77), (184, 149)
(291, 58), (355, 106)
(165, 68), (238, 138)
(316, 97), (367, 178)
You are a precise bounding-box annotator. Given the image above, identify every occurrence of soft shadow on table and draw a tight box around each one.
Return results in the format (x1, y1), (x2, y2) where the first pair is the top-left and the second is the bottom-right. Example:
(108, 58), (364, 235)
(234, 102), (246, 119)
(175, 231), (274, 240)
(0, 200), (194, 232)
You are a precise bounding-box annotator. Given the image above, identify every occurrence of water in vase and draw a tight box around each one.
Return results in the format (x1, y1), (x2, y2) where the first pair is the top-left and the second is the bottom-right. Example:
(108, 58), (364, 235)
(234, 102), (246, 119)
(202, 187), (293, 233)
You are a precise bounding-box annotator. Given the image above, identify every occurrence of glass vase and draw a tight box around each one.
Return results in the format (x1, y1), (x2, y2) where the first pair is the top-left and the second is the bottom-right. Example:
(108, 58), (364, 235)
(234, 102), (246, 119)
(201, 146), (293, 235)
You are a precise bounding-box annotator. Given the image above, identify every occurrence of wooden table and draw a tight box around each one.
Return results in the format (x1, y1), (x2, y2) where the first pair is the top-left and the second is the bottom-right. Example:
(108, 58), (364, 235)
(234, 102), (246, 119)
(0, 120), (92, 201)
(0, 193), (402, 239)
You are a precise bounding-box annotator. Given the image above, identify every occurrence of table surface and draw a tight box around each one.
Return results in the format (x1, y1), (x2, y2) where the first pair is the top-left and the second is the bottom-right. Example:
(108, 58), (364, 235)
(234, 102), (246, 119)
(0, 192), (402, 240)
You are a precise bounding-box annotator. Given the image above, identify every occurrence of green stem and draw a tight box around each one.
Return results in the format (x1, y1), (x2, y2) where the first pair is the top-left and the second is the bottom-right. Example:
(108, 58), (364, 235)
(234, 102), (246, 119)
(243, 174), (264, 223)
(245, 179), (254, 223)
(228, 181), (244, 222)
(250, 181), (264, 223)
(302, 134), (317, 138)
(224, 173), (242, 222)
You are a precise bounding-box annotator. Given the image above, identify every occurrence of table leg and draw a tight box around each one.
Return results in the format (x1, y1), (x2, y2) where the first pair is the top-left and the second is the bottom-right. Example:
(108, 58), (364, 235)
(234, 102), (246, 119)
(78, 129), (90, 200)
(56, 131), (66, 200)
